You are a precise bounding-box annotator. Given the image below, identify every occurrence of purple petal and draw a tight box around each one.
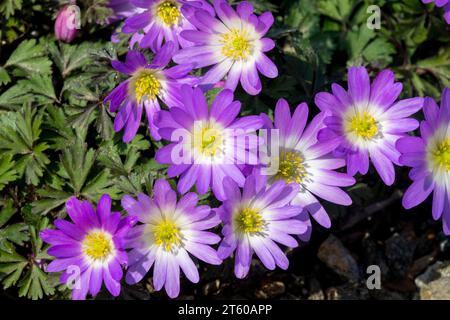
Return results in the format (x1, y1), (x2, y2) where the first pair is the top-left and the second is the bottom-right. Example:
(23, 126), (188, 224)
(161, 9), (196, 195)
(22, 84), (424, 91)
(402, 176), (435, 209)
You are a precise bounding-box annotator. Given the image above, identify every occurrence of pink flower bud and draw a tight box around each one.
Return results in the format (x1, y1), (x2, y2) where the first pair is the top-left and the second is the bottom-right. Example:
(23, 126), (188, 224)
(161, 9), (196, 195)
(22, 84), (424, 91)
(54, 5), (80, 43)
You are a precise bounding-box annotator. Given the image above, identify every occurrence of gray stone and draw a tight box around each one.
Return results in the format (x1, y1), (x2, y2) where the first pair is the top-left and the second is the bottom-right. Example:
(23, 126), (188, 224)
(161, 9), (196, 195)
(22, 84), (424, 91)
(255, 280), (286, 299)
(385, 233), (416, 279)
(317, 235), (360, 282)
(415, 261), (450, 300)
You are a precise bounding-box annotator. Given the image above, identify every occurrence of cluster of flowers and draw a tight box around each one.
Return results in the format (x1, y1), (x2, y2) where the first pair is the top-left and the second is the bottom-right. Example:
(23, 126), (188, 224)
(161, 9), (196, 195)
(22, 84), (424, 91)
(43, 0), (450, 300)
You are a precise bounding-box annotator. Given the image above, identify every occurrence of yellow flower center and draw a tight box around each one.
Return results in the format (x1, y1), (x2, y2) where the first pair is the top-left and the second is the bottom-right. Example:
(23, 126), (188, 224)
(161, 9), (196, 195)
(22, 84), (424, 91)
(132, 71), (161, 103)
(275, 151), (307, 184)
(236, 208), (264, 234)
(348, 111), (378, 139)
(82, 231), (113, 261)
(193, 122), (224, 157)
(220, 28), (252, 60)
(153, 220), (181, 251)
(156, 1), (180, 26)
(432, 138), (450, 171)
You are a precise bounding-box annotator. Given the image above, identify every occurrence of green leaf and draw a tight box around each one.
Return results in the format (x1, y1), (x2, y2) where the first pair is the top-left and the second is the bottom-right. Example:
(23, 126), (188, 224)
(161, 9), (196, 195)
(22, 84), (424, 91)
(8, 217), (56, 300)
(4, 39), (52, 75)
(0, 105), (50, 185)
(60, 137), (96, 194)
(0, 67), (11, 86)
(18, 264), (53, 300)
(48, 41), (97, 78)
(96, 104), (114, 140)
(0, 0), (22, 18)
(0, 200), (15, 228)
(81, 169), (119, 200)
(0, 247), (28, 289)
(0, 200), (26, 256)
(0, 83), (33, 110)
(32, 187), (72, 215)
(18, 74), (57, 103)
(347, 25), (375, 59)
(317, 0), (357, 22)
(0, 154), (18, 191)
(416, 48), (450, 91)
(0, 223), (29, 252)
(362, 38), (396, 64)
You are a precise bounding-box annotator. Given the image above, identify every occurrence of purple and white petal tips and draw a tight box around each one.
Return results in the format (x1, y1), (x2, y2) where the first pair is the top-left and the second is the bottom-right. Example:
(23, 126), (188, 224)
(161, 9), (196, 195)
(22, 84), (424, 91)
(173, 0), (278, 95)
(258, 99), (355, 236)
(154, 85), (263, 201)
(122, 179), (222, 298)
(122, 0), (214, 51)
(40, 195), (136, 300)
(217, 174), (306, 278)
(398, 88), (450, 234)
(316, 67), (424, 186)
(104, 41), (197, 142)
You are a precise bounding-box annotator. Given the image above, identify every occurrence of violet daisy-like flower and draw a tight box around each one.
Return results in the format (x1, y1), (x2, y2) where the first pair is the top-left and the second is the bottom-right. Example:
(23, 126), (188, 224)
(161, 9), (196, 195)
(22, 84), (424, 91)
(155, 85), (263, 201)
(217, 174), (306, 278)
(315, 67), (424, 186)
(108, 0), (142, 23)
(258, 99), (355, 238)
(104, 41), (196, 142)
(40, 195), (135, 300)
(173, 0), (278, 95)
(397, 88), (450, 234)
(122, 0), (214, 51)
(122, 179), (222, 298)
(422, 0), (450, 24)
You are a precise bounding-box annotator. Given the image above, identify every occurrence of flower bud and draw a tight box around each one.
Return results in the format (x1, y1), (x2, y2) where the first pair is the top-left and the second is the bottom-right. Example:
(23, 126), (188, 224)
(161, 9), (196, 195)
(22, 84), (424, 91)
(54, 5), (80, 43)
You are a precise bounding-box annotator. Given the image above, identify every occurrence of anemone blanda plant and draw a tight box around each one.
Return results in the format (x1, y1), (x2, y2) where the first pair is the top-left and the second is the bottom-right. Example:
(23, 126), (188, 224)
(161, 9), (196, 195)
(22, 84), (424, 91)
(104, 41), (196, 142)
(154, 85), (263, 201)
(40, 195), (136, 300)
(122, 179), (222, 298)
(122, 0), (214, 51)
(173, 0), (278, 95)
(257, 99), (355, 239)
(315, 67), (424, 186)
(397, 88), (450, 234)
(217, 174), (307, 278)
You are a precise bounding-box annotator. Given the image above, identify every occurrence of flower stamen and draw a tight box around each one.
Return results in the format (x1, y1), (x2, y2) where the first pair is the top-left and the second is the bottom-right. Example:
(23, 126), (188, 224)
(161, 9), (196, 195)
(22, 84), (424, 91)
(132, 70), (161, 103)
(153, 220), (181, 251)
(156, 1), (180, 26)
(82, 231), (113, 261)
(220, 28), (252, 60)
(193, 122), (224, 157)
(236, 208), (264, 234)
(275, 151), (307, 184)
(432, 138), (450, 171)
(348, 111), (379, 139)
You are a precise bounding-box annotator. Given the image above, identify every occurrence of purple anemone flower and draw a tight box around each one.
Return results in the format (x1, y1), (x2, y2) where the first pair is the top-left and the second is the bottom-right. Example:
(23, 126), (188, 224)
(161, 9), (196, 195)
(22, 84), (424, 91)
(397, 88), (450, 234)
(173, 0), (278, 95)
(258, 99), (355, 239)
(108, 0), (142, 23)
(422, 0), (450, 24)
(315, 67), (424, 186)
(154, 85), (263, 201)
(104, 41), (196, 142)
(122, 179), (222, 298)
(122, 0), (214, 51)
(217, 174), (307, 278)
(40, 195), (136, 300)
